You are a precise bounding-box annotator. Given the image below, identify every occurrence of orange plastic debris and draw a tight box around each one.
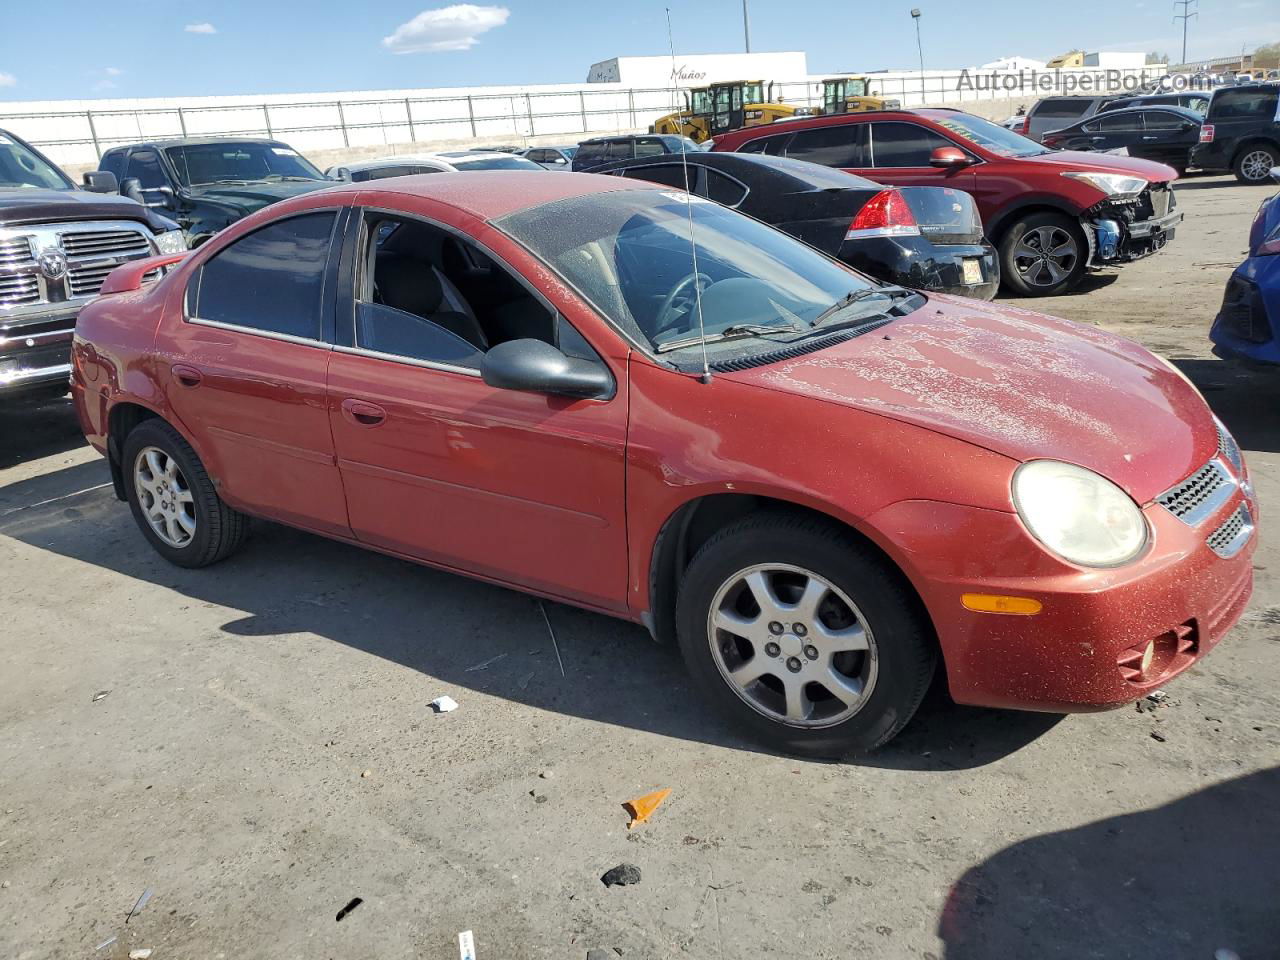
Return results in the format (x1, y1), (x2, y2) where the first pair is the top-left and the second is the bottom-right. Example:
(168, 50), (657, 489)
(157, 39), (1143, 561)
(624, 788), (672, 829)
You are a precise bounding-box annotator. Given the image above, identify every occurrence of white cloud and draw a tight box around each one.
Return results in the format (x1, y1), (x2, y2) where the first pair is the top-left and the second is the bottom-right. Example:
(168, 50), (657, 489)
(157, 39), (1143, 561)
(104, 66), (124, 77)
(382, 4), (509, 54)
(184, 22), (217, 34)
(0, 72), (15, 88)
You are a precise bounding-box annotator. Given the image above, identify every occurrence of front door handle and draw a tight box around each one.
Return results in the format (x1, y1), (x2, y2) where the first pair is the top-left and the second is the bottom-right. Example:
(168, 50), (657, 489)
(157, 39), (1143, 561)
(341, 398), (387, 427)
(171, 363), (203, 388)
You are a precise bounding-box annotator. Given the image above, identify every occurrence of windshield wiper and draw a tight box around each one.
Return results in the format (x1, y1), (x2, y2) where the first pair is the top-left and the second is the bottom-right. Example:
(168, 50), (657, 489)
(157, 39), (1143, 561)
(810, 286), (912, 327)
(654, 322), (800, 354)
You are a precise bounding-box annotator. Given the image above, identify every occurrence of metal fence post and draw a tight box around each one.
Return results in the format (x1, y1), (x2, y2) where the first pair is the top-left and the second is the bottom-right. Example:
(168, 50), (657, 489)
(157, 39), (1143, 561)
(466, 96), (477, 138)
(177, 106), (188, 136)
(405, 97), (415, 141)
(525, 93), (535, 137)
(579, 91), (588, 132)
(86, 111), (101, 159)
(262, 104), (273, 137)
(336, 101), (350, 147)
(628, 89), (635, 128)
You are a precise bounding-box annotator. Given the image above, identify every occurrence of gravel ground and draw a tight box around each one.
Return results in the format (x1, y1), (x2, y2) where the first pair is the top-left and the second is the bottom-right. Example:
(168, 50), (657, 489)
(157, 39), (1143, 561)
(1, 174), (1278, 960)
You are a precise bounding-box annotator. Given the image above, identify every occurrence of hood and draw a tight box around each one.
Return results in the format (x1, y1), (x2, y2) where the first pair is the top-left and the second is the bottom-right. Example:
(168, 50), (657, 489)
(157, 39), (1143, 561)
(1021, 149), (1177, 183)
(0, 188), (159, 228)
(729, 296), (1215, 504)
(188, 179), (333, 211)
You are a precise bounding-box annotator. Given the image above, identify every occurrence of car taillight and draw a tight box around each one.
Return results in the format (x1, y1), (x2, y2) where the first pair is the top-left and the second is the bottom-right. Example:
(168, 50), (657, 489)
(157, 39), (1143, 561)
(1199, 124), (1215, 143)
(1014, 117), (1028, 135)
(1042, 135), (1061, 148)
(846, 190), (921, 239)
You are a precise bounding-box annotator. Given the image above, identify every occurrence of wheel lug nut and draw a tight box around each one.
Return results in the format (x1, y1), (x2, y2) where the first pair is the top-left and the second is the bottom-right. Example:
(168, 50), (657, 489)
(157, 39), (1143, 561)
(793, 623), (807, 637)
(768, 621), (783, 635)
(804, 645), (819, 660)
(786, 657), (802, 673)
(764, 642), (781, 658)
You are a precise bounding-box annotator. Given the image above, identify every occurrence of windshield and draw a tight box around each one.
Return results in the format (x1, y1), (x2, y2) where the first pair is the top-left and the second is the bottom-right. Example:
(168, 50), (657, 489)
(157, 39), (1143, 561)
(452, 155), (542, 171)
(932, 113), (1049, 157)
(0, 132), (73, 190)
(164, 142), (327, 186)
(496, 189), (888, 356)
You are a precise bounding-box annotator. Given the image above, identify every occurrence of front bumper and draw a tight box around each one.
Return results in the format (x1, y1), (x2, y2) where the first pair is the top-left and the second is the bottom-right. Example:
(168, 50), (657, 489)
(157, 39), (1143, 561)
(866, 476), (1256, 712)
(840, 237), (1001, 302)
(0, 308), (76, 396)
(1209, 257), (1280, 364)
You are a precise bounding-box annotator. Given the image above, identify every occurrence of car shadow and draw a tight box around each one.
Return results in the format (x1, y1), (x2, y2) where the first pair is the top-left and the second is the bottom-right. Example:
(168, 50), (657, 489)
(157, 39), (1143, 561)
(1173, 357), (1280, 455)
(1174, 175), (1270, 191)
(937, 766), (1280, 958)
(994, 272), (1119, 303)
(0, 393), (85, 470)
(0, 457), (1061, 770)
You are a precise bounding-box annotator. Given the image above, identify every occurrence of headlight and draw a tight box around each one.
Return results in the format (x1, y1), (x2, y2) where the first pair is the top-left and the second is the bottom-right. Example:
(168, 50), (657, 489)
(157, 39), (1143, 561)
(1061, 171), (1148, 198)
(1012, 460), (1149, 567)
(153, 229), (188, 255)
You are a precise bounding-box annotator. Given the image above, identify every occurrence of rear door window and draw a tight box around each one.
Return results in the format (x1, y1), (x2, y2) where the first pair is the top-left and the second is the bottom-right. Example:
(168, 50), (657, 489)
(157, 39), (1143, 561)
(785, 124), (864, 167)
(604, 141), (634, 161)
(868, 122), (954, 167)
(739, 134), (791, 155)
(633, 139), (667, 157)
(1141, 111), (1189, 131)
(1095, 112), (1143, 132)
(1208, 88), (1280, 120)
(575, 142), (607, 164)
(621, 163), (696, 189)
(1036, 98), (1092, 120)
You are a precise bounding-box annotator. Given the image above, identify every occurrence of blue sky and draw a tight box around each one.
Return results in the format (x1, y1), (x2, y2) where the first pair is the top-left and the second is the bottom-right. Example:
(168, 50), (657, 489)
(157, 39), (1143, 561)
(0, 0), (1275, 101)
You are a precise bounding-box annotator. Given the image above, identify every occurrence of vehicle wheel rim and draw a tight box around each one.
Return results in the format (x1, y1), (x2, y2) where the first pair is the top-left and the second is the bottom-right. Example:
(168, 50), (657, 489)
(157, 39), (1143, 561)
(706, 563), (878, 729)
(1241, 150), (1272, 181)
(1012, 225), (1078, 287)
(134, 446), (196, 549)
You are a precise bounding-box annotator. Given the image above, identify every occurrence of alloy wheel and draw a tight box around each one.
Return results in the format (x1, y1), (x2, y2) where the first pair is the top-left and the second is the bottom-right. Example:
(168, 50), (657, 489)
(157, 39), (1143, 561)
(706, 563), (878, 728)
(134, 446), (196, 549)
(1012, 225), (1079, 288)
(1240, 149), (1273, 182)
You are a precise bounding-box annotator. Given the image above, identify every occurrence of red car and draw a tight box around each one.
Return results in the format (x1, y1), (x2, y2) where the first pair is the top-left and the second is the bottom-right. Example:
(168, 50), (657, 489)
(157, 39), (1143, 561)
(72, 173), (1253, 757)
(712, 109), (1182, 297)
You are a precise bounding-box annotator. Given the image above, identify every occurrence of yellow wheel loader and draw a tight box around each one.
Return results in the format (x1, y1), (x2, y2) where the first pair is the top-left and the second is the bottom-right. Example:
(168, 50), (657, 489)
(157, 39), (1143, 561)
(818, 77), (901, 114)
(651, 80), (813, 143)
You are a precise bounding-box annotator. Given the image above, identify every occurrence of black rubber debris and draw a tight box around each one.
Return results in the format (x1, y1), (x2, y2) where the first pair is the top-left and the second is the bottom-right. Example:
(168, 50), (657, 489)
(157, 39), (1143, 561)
(601, 864), (642, 887)
(336, 897), (363, 921)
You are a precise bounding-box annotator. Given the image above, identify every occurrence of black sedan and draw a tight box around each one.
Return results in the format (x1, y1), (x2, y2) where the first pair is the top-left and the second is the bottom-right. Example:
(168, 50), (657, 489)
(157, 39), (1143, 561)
(1041, 106), (1202, 173)
(592, 151), (999, 299)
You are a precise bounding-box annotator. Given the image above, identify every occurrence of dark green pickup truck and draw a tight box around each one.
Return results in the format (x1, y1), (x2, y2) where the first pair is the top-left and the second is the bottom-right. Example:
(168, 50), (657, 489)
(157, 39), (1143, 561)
(95, 138), (334, 247)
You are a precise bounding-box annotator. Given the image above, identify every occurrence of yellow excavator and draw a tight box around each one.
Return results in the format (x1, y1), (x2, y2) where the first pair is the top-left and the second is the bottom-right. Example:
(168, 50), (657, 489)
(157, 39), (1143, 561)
(817, 77), (901, 114)
(651, 80), (812, 143)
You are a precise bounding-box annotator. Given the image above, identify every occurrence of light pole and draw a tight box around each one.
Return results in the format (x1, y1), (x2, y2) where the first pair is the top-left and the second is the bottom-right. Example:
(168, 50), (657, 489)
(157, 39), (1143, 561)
(743, 0), (752, 53)
(1173, 0), (1198, 66)
(911, 9), (925, 105)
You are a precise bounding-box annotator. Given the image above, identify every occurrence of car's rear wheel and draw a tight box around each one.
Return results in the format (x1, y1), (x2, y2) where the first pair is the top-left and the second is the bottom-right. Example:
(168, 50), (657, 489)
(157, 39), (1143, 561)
(1234, 145), (1279, 184)
(674, 513), (936, 758)
(122, 419), (247, 568)
(999, 212), (1088, 297)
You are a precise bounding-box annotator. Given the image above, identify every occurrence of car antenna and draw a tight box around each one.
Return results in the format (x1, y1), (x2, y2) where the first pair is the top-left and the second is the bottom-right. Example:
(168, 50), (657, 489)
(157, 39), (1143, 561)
(666, 7), (712, 384)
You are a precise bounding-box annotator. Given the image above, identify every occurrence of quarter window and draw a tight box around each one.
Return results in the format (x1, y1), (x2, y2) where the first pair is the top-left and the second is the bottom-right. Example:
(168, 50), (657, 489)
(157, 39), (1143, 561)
(786, 124), (864, 167)
(622, 164), (696, 189)
(188, 211), (336, 341)
(868, 122), (953, 167)
(704, 170), (748, 207)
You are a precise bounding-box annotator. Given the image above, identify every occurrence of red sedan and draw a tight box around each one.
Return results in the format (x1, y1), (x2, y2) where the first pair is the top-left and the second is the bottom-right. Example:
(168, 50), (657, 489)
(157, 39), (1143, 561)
(72, 172), (1254, 756)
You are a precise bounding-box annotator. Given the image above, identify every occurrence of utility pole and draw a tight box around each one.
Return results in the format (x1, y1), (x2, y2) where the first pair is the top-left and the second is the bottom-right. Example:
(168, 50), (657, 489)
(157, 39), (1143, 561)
(911, 9), (925, 104)
(1173, 0), (1198, 66)
(742, 0), (751, 53)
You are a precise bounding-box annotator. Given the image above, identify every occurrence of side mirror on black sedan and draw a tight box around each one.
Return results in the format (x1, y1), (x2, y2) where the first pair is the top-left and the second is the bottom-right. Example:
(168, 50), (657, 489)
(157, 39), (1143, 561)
(481, 338), (613, 399)
(82, 170), (119, 194)
(929, 146), (971, 168)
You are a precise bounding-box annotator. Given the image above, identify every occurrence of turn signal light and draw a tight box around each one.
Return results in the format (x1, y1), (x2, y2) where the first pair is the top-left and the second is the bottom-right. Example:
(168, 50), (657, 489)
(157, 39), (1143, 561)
(846, 190), (920, 239)
(961, 593), (1043, 616)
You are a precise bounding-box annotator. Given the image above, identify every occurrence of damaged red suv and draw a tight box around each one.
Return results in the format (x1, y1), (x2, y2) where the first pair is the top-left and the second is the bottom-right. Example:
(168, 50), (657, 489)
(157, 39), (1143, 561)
(72, 173), (1253, 756)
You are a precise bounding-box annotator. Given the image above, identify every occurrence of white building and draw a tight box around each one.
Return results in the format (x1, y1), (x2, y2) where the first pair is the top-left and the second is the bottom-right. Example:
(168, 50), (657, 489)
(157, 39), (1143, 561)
(586, 52), (808, 88)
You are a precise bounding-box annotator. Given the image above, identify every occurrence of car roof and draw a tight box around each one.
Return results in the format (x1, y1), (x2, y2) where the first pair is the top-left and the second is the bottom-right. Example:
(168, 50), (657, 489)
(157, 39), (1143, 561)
(1088, 105), (1203, 119)
(595, 151), (880, 190)
(107, 138), (288, 152)
(326, 170), (658, 220)
(580, 134), (668, 144)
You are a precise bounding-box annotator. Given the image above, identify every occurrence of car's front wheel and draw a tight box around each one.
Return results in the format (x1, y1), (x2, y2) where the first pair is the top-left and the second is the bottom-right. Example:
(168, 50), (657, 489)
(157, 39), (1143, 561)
(675, 514), (936, 758)
(999, 212), (1088, 296)
(122, 418), (247, 568)
(1234, 144), (1279, 184)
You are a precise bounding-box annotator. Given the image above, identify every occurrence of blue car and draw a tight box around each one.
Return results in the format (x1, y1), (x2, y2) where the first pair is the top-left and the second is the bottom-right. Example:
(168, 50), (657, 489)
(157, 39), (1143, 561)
(1211, 168), (1280, 363)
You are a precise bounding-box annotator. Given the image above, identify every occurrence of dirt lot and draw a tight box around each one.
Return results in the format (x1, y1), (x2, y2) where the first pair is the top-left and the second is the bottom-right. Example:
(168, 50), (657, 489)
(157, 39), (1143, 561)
(2, 174), (1278, 960)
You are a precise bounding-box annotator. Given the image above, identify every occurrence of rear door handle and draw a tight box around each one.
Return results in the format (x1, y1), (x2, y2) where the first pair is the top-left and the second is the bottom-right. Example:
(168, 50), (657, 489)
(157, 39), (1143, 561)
(171, 363), (203, 388)
(341, 398), (387, 427)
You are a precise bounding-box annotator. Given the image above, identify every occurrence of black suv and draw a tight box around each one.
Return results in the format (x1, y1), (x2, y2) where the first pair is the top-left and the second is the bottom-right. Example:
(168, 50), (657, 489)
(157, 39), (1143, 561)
(95, 138), (333, 247)
(1191, 84), (1280, 184)
(571, 134), (703, 172)
(1, 128), (185, 401)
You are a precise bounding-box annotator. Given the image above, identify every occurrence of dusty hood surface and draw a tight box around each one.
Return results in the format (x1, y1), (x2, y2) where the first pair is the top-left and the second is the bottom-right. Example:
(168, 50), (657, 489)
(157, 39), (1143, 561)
(1021, 150), (1177, 182)
(731, 296), (1215, 504)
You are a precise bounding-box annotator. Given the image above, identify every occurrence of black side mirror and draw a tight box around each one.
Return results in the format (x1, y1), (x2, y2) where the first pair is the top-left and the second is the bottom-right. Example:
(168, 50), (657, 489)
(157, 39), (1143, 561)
(120, 177), (145, 203)
(82, 170), (119, 194)
(480, 338), (613, 399)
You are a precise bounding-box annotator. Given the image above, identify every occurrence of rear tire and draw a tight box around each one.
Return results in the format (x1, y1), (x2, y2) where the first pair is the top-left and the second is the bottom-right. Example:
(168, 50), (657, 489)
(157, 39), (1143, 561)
(674, 513), (936, 758)
(999, 212), (1088, 297)
(1234, 144), (1279, 184)
(122, 419), (247, 568)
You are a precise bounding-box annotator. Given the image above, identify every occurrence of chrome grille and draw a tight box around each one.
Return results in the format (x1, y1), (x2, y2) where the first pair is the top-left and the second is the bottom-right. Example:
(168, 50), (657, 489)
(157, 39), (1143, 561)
(0, 236), (33, 266)
(67, 262), (120, 298)
(60, 228), (152, 260)
(1156, 459), (1235, 526)
(0, 273), (40, 306)
(1207, 503), (1254, 558)
(1216, 421), (1244, 473)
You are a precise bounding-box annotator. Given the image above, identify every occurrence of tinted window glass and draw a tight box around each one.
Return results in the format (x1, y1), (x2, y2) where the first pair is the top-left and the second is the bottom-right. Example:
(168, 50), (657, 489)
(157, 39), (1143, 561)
(705, 169), (748, 206)
(1141, 111), (1188, 131)
(739, 134), (789, 155)
(1209, 88), (1279, 120)
(126, 152), (168, 189)
(870, 122), (952, 167)
(623, 164), (696, 189)
(191, 212), (335, 340)
(634, 139), (667, 157)
(99, 150), (126, 181)
(605, 141), (633, 160)
(361, 165), (417, 181)
(1095, 113), (1142, 132)
(1036, 99), (1093, 119)
(786, 124), (863, 167)
(577, 142), (607, 162)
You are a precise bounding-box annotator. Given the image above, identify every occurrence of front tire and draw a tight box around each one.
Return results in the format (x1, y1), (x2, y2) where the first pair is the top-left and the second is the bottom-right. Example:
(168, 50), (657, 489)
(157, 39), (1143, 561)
(122, 419), (247, 568)
(1234, 144), (1279, 184)
(674, 513), (936, 758)
(999, 212), (1088, 297)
